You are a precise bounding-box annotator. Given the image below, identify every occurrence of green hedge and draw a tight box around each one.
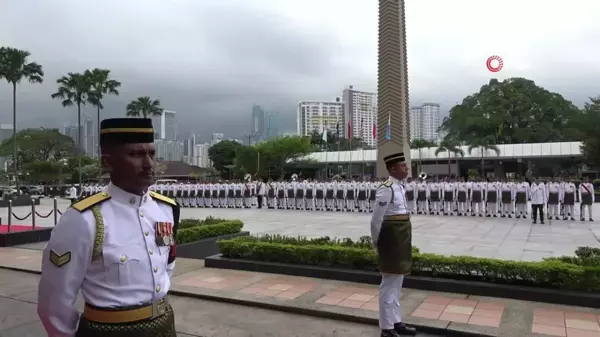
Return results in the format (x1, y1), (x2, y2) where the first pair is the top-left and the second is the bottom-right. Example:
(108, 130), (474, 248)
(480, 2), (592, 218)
(217, 235), (600, 292)
(177, 220), (243, 244)
(179, 216), (229, 229)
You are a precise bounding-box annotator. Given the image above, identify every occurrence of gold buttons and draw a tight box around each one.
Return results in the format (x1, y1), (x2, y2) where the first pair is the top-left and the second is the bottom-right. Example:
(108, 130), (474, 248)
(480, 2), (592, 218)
(144, 231), (149, 236)
(101, 192), (109, 197)
(154, 266), (158, 273)
(155, 285), (161, 292)
(129, 197), (136, 205)
(148, 249), (153, 255)
(120, 255), (127, 262)
(140, 212), (144, 217)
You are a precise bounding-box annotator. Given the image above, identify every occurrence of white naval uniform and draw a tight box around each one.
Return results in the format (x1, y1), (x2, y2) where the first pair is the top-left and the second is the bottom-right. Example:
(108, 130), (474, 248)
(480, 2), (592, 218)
(579, 182), (595, 220)
(38, 183), (177, 337)
(546, 182), (561, 218)
(562, 182), (576, 220)
(442, 182), (455, 215)
(429, 182), (441, 214)
(370, 176), (409, 330)
(416, 182), (428, 214)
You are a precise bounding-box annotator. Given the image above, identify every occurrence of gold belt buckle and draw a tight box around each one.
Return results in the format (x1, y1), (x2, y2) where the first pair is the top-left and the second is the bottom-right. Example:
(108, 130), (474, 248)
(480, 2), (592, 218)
(152, 297), (169, 318)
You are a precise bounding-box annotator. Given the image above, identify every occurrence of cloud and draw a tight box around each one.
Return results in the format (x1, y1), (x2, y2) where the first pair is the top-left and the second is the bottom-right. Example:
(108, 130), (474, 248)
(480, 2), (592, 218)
(1, 0), (599, 139)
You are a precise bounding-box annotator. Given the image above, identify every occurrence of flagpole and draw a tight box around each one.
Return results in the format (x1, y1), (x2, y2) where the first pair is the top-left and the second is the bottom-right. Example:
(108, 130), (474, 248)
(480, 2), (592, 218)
(336, 119), (341, 175)
(323, 128), (328, 179)
(347, 119), (352, 179)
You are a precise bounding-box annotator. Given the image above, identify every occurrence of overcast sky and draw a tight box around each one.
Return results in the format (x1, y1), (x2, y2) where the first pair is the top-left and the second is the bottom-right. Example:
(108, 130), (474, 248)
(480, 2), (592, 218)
(1, 0), (599, 139)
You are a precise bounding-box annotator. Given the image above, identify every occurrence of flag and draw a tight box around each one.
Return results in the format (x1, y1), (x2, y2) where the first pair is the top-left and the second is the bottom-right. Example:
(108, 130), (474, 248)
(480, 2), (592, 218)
(347, 120), (352, 138)
(372, 123), (377, 139)
(385, 113), (391, 140)
(322, 128), (327, 142)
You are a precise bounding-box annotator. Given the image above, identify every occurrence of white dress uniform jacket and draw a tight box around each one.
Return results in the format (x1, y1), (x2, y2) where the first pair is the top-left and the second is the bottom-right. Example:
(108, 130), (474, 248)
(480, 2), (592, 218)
(38, 183), (178, 337)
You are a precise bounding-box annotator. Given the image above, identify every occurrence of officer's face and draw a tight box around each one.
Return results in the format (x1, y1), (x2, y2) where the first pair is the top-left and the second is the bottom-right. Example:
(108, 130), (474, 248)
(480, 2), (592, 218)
(105, 143), (156, 190)
(389, 162), (408, 180)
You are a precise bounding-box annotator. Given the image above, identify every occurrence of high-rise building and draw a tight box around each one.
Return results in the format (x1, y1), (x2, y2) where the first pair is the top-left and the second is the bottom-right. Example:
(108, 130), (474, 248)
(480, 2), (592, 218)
(297, 98), (344, 137)
(211, 133), (224, 145)
(63, 119), (96, 158)
(410, 103), (441, 142)
(155, 139), (183, 161)
(376, 0), (411, 177)
(183, 134), (200, 165)
(192, 143), (212, 168)
(252, 105), (266, 140)
(342, 86), (377, 147)
(152, 110), (177, 141)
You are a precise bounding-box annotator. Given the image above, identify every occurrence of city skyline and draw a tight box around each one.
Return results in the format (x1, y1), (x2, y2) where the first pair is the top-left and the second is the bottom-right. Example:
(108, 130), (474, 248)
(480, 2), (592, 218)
(1, 0), (599, 139)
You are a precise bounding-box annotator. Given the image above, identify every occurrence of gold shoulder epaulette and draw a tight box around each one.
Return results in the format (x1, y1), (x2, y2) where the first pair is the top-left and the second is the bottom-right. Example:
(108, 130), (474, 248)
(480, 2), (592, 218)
(382, 180), (393, 187)
(72, 192), (111, 212)
(149, 191), (177, 206)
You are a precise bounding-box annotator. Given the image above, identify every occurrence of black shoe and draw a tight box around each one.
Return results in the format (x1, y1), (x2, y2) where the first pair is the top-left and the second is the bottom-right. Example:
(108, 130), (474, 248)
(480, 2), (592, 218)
(501, 215), (505, 218)
(380, 330), (400, 337)
(581, 218), (585, 222)
(541, 221), (545, 224)
(516, 215), (520, 219)
(533, 221), (537, 224)
(508, 215), (512, 218)
(523, 216), (527, 219)
(394, 322), (417, 336)
(590, 218), (594, 222)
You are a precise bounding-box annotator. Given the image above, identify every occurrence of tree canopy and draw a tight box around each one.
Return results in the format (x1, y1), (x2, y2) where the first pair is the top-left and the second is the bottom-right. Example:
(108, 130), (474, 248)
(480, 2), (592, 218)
(0, 128), (75, 165)
(440, 78), (583, 144)
(579, 97), (600, 168)
(126, 96), (163, 118)
(208, 136), (314, 179)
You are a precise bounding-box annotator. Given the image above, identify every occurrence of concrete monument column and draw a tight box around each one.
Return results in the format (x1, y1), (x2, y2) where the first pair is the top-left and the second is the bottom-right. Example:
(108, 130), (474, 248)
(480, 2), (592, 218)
(376, 0), (412, 177)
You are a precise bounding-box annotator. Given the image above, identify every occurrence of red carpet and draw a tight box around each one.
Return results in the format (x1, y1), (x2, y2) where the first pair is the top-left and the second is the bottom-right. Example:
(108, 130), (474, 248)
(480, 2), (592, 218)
(0, 225), (36, 234)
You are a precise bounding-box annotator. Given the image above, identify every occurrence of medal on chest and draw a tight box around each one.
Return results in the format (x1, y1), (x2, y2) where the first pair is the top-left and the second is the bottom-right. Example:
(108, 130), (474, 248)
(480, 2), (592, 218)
(155, 222), (174, 246)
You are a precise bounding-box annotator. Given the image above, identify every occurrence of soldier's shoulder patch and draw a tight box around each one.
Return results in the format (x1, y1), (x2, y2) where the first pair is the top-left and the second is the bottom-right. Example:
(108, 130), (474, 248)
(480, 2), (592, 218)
(149, 191), (177, 206)
(382, 180), (393, 187)
(72, 192), (111, 212)
(49, 250), (71, 267)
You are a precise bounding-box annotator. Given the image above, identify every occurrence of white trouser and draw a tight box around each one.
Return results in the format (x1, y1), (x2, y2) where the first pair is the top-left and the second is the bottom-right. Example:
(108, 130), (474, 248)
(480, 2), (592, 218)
(457, 201), (466, 213)
(407, 199), (416, 213)
(358, 200), (368, 211)
(347, 199), (356, 210)
(417, 200), (427, 213)
(244, 197), (252, 207)
(473, 201), (484, 215)
(516, 202), (527, 215)
(548, 203), (559, 217)
(336, 198), (345, 210)
(581, 204), (593, 219)
(431, 201), (441, 212)
(502, 202), (512, 214)
(316, 197), (325, 210)
(306, 198), (315, 210)
(379, 274), (405, 330)
(563, 204), (574, 217)
(220, 197), (227, 207)
(486, 202), (496, 214)
(369, 199), (376, 211)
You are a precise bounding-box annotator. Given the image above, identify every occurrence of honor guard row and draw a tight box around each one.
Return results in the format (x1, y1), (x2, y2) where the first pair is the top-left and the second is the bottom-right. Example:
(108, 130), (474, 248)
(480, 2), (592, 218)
(38, 118), (180, 337)
(403, 178), (594, 222)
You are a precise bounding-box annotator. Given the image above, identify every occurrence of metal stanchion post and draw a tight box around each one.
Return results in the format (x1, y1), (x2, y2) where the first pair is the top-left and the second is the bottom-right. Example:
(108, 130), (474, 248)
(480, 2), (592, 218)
(7, 200), (12, 233)
(31, 201), (36, 230)
(53, 198), (58, 225)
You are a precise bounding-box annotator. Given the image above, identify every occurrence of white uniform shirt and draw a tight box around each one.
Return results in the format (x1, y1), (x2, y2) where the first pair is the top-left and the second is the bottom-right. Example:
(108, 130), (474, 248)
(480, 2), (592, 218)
(370, 177), (408, 246)
(38, 183), (176, 337)
(530, 183), (547, 205)
(68, 186), (77, 198)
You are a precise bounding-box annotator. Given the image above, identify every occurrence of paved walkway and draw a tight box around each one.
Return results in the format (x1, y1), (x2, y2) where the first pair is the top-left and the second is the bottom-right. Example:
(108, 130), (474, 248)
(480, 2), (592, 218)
(4, 199), (600, 261)
(2, 247), (599, 337)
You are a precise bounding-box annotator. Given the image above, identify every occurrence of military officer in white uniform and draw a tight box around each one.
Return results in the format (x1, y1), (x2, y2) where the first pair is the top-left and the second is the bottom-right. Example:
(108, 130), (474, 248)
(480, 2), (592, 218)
(38, 118), (180, 337)
(370, 152), (416, 337)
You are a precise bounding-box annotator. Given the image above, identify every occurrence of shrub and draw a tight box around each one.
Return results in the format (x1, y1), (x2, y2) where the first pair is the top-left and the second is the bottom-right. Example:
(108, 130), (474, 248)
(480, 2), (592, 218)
(179, 216), (229, 229)
(217, 236), (600, 292)
(177, 220), (243, 244)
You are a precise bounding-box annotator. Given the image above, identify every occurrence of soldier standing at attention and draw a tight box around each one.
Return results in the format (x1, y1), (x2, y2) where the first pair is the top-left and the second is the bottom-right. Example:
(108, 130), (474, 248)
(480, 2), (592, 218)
(370, 152), (416, 337)
(37, 118), (180, 337)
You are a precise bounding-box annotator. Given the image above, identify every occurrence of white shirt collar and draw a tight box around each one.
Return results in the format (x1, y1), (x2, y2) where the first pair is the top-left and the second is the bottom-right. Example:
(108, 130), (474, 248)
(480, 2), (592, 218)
(106, 182), (150, 207)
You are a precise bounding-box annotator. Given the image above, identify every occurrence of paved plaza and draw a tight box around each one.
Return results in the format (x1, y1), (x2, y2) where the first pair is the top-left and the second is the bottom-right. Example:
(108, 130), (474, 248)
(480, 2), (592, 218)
(1, 251), (600, 337)
(5, 198), (600, 261)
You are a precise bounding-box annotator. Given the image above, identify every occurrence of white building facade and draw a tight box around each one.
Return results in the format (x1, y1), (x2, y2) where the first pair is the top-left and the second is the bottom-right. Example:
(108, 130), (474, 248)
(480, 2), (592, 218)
(296, 98), (343, 137)
(155, 139), (183, 161)
(410, 103), (441, 142)
(342, 86), (377, 147)
(192, 143), (212, 168)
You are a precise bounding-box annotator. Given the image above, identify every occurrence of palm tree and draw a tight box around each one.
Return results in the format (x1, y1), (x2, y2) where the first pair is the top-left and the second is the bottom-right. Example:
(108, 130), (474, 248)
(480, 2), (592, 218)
(410, 138), (437, 174)
(126, 96), (163, 118)
(0, 47), (44, 192)
(51, 72), (92, 186)
(435, 139), (465, 176)
(86, 68), (121, 158)
(467, 136), (500, 176)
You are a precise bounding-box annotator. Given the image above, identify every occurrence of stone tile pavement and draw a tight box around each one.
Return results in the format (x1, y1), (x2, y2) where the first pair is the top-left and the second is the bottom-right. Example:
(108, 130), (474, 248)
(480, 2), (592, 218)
(2, 247), (600, 337)
(6, 198), (600, 261)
